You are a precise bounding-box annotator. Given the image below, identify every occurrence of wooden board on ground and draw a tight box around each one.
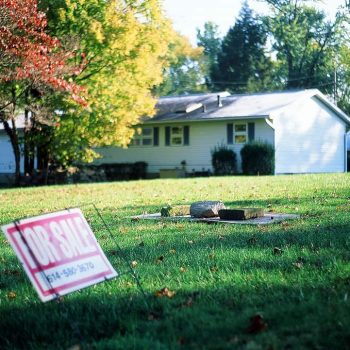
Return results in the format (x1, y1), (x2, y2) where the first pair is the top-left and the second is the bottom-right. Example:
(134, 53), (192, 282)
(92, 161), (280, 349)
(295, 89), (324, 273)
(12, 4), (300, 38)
(131, 213), (300, 225)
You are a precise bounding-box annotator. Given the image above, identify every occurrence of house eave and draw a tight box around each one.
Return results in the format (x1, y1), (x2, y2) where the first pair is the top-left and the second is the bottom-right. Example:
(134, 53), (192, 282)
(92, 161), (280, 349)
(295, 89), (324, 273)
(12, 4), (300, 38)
(141, 114), (270, 125)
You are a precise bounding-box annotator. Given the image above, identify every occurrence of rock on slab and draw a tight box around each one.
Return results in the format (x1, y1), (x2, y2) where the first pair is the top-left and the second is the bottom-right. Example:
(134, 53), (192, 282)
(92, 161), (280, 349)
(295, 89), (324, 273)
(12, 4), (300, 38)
(190, 201), (225, 218)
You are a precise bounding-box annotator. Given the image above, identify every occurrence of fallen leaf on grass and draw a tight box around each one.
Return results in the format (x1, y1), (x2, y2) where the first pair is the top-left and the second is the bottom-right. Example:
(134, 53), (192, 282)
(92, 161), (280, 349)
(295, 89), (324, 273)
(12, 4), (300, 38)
(7, 291), (16, 299)
(169, 249), (176, 254)
(247, 314), (268, 334)
(154, 287), (175, 298)
(293, 257), (305, 269)
(273, 247), (283, 255)
(293, 262), (303, 269)
(210, 265), (219, 272)
(180, 266), (187, 273)
(188, 240), (194, 244)
(130, 261), (138, 268)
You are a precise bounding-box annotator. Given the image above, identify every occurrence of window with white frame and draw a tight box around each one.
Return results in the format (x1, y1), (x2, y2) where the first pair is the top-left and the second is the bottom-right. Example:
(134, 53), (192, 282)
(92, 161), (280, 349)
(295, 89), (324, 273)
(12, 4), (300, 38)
(130, 127), (153, 146)
(171, 126), (183, 145)
(234, 123), (247, 144)
(165, 125), (189, 146)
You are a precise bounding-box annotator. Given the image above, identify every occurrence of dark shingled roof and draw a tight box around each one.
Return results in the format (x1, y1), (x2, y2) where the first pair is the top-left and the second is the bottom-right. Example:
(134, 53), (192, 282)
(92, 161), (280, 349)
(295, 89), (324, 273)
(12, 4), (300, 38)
(143, 89), (350, 125)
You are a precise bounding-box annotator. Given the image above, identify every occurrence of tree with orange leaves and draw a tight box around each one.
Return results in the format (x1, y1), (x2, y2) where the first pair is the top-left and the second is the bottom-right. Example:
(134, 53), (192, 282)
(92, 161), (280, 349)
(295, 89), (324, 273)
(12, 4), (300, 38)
(0, 0), (85, 184)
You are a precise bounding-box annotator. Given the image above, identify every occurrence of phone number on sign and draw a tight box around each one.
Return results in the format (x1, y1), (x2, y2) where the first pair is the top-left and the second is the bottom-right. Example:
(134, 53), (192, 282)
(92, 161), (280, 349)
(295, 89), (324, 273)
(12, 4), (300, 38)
(45, 262), (95, 283)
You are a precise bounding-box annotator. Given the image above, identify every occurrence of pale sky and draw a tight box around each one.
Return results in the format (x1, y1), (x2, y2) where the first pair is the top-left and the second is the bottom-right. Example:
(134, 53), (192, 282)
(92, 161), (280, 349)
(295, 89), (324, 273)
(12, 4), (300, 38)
(163, 0), (347, 45)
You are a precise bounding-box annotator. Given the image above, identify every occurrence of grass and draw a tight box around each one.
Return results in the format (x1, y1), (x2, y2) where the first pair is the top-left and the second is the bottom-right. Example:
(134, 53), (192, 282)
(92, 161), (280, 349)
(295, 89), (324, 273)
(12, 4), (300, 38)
(0, 173), (350, 349)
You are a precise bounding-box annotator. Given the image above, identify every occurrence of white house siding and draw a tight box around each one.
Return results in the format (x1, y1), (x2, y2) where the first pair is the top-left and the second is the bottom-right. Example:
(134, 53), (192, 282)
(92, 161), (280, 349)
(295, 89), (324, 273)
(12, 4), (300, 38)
(94, 118), (274, 174)
(0, 132), (16, 183)
(0, 132), (16, 173)
(274, 96), (347, 174)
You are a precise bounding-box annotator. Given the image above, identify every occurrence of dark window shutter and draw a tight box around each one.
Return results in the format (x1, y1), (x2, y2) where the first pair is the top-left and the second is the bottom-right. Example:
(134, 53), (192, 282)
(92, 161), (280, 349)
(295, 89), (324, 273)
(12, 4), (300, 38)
(227, 124), (233, 144)
(183, 125), (190, 145)
(153, 127), (159, 146)
(248, 122), (255, 142)
(165, 126), (170, 146)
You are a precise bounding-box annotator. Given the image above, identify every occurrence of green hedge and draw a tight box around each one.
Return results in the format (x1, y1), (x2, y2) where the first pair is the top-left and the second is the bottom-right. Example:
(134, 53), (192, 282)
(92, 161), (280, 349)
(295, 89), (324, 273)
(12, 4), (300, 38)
(211, 144), (237, 175)
(240, 141), (275, 175)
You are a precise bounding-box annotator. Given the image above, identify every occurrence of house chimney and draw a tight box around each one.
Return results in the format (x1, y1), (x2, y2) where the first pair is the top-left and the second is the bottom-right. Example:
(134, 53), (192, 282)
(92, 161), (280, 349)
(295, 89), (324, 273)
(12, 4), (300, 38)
(217, 94), (222, 107)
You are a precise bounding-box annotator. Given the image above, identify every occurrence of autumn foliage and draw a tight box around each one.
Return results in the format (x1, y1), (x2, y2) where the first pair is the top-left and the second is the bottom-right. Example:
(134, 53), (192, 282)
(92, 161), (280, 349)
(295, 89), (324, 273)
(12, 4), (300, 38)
(0, 0), (85, 104)
(0, 0), (86, 185)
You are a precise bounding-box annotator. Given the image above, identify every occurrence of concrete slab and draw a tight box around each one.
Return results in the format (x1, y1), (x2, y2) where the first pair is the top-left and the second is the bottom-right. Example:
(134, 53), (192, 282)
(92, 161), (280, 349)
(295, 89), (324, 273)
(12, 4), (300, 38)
(131, 213), (300, 225)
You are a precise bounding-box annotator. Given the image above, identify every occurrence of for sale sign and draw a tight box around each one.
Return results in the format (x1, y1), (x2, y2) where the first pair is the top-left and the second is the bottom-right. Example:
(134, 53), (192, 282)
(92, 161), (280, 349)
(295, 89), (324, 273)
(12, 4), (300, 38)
(1, 208), (118, 302)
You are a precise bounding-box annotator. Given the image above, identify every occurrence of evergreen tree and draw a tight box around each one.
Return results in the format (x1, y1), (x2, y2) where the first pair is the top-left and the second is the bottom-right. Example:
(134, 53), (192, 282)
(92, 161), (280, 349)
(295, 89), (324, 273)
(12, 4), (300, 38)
(212, 1), (275, 93)
(196, 21), (222, 88)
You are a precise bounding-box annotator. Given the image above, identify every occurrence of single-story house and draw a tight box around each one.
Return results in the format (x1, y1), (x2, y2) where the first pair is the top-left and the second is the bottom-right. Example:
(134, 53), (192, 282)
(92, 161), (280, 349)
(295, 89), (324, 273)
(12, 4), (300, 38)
(95, 89), (350, 175)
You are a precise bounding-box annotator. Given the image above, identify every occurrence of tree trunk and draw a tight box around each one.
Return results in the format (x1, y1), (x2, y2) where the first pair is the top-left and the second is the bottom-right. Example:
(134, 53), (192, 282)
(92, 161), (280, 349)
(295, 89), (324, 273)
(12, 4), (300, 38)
(24, 110), (36, 176)
(24, 109), (30, 175)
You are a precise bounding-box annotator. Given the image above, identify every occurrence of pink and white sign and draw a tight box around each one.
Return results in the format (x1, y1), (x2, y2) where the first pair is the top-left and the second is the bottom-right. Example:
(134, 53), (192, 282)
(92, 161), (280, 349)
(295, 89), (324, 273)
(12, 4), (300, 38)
(1, 208), (118, 302)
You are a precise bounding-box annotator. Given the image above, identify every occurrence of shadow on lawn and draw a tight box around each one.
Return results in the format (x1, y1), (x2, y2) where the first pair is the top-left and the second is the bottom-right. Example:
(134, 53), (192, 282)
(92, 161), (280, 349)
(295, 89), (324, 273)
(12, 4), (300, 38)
(1, 276), (350, 349)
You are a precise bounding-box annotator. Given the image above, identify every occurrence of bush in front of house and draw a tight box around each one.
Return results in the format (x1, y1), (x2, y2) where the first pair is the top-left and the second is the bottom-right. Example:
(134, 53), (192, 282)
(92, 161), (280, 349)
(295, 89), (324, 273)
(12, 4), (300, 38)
(104, 162), (148, 180)
(211, 144), (237, 175)
(240, 141), (275, 175)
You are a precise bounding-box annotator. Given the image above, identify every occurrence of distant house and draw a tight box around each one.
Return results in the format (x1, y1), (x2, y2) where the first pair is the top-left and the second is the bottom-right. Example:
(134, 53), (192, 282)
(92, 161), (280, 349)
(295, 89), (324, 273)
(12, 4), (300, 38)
(95, 89), (350, 175)
(0, 115), (25, 184)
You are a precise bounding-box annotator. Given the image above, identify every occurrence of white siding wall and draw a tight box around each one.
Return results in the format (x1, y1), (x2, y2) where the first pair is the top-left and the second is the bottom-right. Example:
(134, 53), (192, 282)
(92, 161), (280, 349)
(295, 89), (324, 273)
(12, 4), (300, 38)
(0, 132), (25, 181)
(95, 119), (274, 173)
(274, 97), (347, 174)
(0, 132), (16, 173)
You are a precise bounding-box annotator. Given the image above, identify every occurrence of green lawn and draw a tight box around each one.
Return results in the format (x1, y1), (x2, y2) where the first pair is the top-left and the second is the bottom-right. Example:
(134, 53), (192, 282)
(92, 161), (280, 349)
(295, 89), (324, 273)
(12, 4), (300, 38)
(0, 174), (350, 349)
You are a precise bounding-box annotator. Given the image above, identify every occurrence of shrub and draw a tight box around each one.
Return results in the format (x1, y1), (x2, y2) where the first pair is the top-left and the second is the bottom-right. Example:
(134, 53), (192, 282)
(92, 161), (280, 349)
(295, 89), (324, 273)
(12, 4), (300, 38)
(104, 162), (148, 180)
(240, 141), (275, 175)
(211, 144), (237, 175)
